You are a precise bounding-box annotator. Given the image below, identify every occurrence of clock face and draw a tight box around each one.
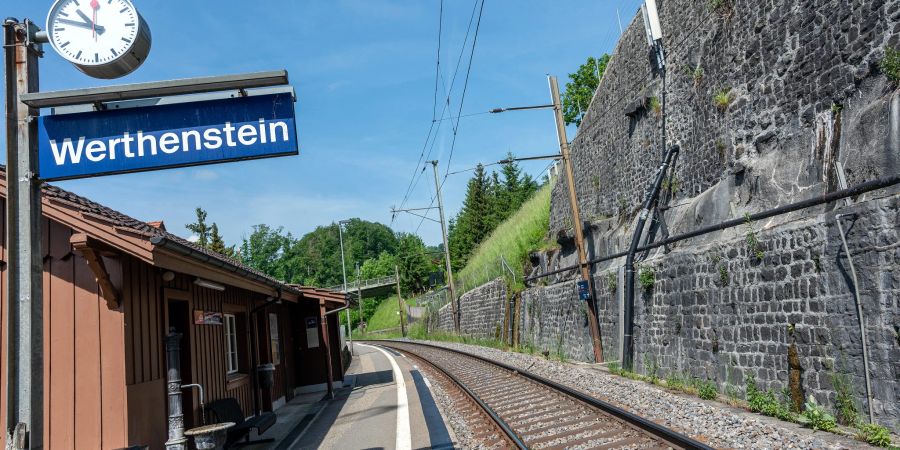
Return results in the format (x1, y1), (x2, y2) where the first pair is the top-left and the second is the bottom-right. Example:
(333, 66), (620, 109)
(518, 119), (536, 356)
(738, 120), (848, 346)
(47, 0), (140, 67)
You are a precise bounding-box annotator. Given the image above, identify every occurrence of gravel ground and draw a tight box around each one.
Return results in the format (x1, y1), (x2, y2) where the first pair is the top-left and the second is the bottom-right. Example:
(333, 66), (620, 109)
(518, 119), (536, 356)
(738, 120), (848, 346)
(407, 351), (504, 449)
(407, 339), (877, 450)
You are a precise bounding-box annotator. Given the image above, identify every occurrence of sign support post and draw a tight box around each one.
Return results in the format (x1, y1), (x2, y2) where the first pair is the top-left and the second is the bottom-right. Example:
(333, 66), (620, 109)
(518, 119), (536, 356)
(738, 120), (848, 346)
(4, 19), (44, 449)
(548, 75), (603, 363)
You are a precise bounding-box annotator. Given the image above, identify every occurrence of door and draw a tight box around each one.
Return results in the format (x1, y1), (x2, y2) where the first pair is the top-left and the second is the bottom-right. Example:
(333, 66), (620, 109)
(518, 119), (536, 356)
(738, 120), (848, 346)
(166, 296), (195, 429)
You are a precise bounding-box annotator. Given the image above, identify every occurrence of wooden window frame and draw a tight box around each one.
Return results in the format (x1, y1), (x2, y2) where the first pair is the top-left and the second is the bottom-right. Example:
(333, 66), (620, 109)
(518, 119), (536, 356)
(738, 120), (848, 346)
(224, 314), (239, 375)
(269, 312), (281, 366)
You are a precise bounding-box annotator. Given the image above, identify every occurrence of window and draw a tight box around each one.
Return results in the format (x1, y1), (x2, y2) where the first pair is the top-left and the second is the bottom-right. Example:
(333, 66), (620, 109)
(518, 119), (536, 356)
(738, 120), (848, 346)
(269, 312), (281, 365)
(224, 314), (239, 374)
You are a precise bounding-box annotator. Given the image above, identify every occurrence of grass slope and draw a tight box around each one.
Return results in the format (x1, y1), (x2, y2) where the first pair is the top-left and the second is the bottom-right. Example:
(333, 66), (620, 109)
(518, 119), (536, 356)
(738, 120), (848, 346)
(455, 182), (552, 292)
(356, 295), (416, 334)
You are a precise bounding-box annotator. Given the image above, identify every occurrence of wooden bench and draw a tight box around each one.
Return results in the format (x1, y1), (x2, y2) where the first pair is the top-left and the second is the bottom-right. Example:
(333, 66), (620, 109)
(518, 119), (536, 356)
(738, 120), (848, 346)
(206, 398), (277, 448)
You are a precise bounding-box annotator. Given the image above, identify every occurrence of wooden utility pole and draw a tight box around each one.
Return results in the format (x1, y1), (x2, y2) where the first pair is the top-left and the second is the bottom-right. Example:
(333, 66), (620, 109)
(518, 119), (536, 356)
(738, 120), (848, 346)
(4, 19), (44, 449)
(394, 265), (406, 337)
(549, 75), (603, 363)
(431, 160), (459, 332)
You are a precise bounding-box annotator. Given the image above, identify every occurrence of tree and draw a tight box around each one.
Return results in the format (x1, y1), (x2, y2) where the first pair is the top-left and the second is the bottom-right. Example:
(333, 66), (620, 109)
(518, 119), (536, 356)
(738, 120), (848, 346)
(562, 54), (611, 126)
(209, 223), (237, 258)
(448, 164), (493, 271)
(239, 225), (292, 279)
(360, 251), (397, 279)
(186, 207), (211, 247)
(396, 233), (434, 294)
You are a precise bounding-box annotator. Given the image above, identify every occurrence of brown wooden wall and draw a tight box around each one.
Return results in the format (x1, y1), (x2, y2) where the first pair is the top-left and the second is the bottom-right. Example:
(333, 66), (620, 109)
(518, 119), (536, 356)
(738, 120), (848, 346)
(160, 274), (262, 423)
(0, 202), (130, 450)
(0, 196), (329, 449)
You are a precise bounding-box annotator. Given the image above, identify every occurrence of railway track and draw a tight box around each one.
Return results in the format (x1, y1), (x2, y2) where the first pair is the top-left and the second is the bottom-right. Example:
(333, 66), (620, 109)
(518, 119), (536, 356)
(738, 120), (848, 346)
(371, 341), (714, 450)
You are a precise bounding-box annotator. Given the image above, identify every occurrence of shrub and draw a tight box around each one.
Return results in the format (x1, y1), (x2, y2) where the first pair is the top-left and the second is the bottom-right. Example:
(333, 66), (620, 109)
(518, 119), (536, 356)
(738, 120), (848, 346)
(858, 423), (892, 447)
(746, 374), (795, 421)
(801, 395), (837, 432)
(698, 381), (718, 400)
(639, 267), (656, 291)
(882, 47), (900, 86)
(831, 371), (859, 426)
(713, 88), (732, 111)
(644, 355), (659, 383)
(666, 372), (686, 390)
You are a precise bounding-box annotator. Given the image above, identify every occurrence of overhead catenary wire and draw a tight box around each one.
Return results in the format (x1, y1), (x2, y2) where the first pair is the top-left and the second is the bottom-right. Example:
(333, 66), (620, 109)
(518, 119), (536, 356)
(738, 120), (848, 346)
(396, 0), (483, 220)
(443, 0), (486, 180)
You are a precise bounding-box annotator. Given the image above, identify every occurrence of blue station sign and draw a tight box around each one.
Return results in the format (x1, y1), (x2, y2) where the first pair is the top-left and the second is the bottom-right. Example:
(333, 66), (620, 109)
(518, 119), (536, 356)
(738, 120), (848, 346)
(37, 92), (298, 181)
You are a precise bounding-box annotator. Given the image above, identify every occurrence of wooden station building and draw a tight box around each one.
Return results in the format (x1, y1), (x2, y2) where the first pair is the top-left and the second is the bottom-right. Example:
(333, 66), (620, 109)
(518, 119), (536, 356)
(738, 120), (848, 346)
(0, 168), (350, 449)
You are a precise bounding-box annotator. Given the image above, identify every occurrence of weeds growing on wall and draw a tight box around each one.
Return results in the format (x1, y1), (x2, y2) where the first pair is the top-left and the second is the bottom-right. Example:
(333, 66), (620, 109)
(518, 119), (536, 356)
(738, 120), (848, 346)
(648, 96), (662, 118)
(713, 88), (733, 111)
(661, 174), (680, 195)
(643, 355), (660, 383)
(744, 213), (765, 259)
(685, 64), (704, 90)
(831, 369), (860, 426)
(881, 47), (900, 86)
(639, 266), (656, 291)
(607, 272), (617, 293)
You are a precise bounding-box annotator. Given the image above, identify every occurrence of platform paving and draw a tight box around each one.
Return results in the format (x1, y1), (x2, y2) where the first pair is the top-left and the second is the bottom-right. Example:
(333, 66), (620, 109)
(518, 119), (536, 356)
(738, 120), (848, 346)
(264, 342), (456, 449)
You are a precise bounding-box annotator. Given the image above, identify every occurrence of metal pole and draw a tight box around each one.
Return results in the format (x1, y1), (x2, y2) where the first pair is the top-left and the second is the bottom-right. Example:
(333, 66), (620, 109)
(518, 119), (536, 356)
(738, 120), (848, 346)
(356, 263), (363, 333)
(836, 215), (875, 424)
(431, 160), (459, 333)
(338, 221), (353, 355)
(4, 19), (43, 450)
(548, 75), (603, 363)
(164, 332), (187, 450)
(395, 265), (406, 337)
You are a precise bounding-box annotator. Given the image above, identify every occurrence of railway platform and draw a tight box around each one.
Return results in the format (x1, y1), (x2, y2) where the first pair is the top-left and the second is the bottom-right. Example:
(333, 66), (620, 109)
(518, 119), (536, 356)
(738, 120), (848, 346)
(284, 343), (456, 449)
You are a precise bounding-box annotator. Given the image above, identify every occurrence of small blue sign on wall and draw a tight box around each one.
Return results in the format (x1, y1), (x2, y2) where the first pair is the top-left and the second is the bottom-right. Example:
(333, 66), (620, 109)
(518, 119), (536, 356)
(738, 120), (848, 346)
(577, 280), (591, 301)
(38, 92), (298, 181)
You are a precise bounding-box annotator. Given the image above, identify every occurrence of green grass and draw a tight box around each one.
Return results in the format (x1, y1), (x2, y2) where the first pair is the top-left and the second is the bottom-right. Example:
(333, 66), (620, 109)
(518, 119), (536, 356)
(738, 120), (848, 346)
(353, 295), (417, 335)
(455, 182), (552, 293)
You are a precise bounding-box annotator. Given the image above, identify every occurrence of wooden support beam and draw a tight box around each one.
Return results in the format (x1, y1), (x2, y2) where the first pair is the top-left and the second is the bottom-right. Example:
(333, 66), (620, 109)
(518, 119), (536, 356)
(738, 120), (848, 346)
(70, 233), (120, 310)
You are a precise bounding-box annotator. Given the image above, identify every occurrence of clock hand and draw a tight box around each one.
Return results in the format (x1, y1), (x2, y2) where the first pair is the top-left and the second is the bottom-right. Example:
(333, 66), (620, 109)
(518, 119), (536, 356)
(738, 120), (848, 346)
(75, 9), (92, 24)
(91, 1), (99, 40)
(56, 18), (106, 35)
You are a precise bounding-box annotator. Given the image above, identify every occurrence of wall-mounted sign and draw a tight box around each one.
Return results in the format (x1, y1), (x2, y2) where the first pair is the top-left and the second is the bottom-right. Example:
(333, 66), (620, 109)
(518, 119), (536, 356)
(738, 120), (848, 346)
(194, 310), (223, 325)
(37, 92), (298, 181)
(306, 317), (319, 349)
(577, 280), (591, 301)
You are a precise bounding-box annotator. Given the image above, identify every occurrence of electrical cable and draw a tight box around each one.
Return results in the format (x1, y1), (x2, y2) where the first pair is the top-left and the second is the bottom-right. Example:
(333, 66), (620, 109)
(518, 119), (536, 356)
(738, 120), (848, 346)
(397, 0), (481, 217)
(443, 0), (485, 179)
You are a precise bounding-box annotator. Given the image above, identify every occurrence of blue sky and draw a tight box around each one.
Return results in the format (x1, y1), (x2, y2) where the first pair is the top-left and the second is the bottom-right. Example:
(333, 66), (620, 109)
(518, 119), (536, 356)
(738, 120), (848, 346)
(3, 0), (643, 246)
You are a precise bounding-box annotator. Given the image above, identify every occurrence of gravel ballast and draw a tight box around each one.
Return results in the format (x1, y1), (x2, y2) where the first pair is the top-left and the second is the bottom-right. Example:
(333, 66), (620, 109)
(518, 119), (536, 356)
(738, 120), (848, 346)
(406, 339), (877, 449)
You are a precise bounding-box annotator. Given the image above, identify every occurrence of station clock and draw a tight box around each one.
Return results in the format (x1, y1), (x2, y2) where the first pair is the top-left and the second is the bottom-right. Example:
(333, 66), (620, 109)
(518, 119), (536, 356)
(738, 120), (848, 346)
(46, 0), (151, 79)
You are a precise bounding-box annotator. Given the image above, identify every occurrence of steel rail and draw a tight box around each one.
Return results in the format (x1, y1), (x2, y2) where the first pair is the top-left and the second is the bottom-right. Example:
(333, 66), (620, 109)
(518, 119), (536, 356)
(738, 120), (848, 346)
(377, 340), (714, 450)
(366, 342), (527, 449)
(525, 173), (900, 282)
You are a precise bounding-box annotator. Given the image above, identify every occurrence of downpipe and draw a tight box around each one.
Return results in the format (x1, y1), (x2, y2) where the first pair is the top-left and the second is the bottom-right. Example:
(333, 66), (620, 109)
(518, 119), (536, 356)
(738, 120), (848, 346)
(835, 214), (874, 424)
(623, 144), (679, 371)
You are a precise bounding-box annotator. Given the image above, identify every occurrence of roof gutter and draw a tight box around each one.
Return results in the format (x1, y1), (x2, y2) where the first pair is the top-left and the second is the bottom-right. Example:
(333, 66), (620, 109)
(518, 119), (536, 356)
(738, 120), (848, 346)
(324, 300), (350, 315)
(149, 235), (301, 297)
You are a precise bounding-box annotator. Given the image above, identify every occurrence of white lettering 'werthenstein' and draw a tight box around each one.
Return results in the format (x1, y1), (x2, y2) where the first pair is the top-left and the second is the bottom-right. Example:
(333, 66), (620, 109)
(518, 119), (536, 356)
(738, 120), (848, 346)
(47, 119), (292, 166)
